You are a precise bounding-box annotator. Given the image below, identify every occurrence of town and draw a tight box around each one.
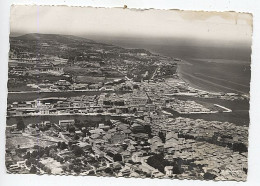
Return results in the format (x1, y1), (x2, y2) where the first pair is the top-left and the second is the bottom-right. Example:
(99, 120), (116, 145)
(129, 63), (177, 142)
(6, 33), (249, 181)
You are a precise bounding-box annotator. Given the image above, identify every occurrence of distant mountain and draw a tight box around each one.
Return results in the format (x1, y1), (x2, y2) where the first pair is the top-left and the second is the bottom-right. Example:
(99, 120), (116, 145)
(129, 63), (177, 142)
(10, 33), (154, 55)
(12, 33), (97, 44)
(9, 33), (156, 66)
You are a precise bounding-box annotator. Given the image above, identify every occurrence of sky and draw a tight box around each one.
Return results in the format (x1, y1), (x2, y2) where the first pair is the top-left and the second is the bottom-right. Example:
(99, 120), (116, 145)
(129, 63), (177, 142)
(10, 5), (253, 44)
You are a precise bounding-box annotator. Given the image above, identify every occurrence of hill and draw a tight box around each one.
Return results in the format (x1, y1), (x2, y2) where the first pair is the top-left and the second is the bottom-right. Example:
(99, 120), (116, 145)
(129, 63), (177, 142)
(12, 33), (95, 43)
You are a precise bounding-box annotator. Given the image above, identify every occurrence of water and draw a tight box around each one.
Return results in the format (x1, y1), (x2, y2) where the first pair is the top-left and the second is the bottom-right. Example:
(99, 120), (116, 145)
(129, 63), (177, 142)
(89, 36), (251, 126)
(178, 59), (251, 94)
(7, 37), (251, 126)
(7, 90), (132, 103)
(6, 114), (115, 126)
(91, 37), (251, 95)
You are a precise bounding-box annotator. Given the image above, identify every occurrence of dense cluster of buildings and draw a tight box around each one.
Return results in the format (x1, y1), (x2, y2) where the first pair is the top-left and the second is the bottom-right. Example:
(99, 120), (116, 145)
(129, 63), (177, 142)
(166, 99), (211, 114)
(6, 112), (248, 181)
(6, 34), (249, 181)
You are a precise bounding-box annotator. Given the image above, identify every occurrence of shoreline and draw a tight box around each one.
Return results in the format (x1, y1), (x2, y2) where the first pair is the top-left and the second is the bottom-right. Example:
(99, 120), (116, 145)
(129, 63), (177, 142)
(176, 61), (220, 94)
(176, 60), (250, 96)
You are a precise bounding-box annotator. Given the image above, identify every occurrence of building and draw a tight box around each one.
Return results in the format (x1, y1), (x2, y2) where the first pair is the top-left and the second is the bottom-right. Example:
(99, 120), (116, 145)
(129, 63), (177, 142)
(59, 119), (75, 129)
(165, 166), (173, 176)
(110, 132), (126, 144)
(130, 96), (148, 106)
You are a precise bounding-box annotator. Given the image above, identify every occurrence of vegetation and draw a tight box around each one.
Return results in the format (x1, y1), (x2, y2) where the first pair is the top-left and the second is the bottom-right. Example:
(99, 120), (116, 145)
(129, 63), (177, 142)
(16, 117), (25, 131)
(113, 154), (122, 162)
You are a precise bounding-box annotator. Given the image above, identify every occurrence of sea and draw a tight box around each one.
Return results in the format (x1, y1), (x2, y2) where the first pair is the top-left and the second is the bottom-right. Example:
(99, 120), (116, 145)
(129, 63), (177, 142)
(90, 36), (251, 95)
(84, 36), (251, 126)
(6, 36), (251, 126)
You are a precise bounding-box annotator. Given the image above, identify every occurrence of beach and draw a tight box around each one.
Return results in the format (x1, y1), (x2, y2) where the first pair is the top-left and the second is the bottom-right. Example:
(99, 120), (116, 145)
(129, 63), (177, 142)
(177, 58), (251, 95)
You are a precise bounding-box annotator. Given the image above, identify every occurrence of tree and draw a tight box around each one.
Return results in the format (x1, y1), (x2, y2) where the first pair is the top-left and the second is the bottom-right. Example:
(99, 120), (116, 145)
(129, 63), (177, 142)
(29, 165), (37, 174)
(233, 142), (248, 153)
(25, 72), (29, 77)
(59, 157), (65, 164)
(30, 151), (38, 158)
(122, 144), (128, 151)
(46, 168), (52, 174)
(74, 119), (81, 128)
(38, 147), (45, 158)
(49, 149), (56, 157)
(69, 126), (76, 133)
(61, 165), (68, 172)
(158, 132), (166, 143)
(133, 84), (139, 89)
(74, 135), (80, 141)
(16, 117), (25, 131)
(73, 165), (81, 173)
(73, 146), (84, 157)
(44, 147), (50, 156)
(60, 142), (68, 150)
(57, 142), (61, 148)
(68, 141), (73, 147)
(204, 172), (217, 180)
(68, 163), (74, 170)
(105, 120), (112, 126)
(24, 152), (31, 159)
(147, 153), (166, 173)
(103, 100), (112, 106)
(113, 154), (122, 162)
(9, 128), (14, 133)
(25, 159), (31, 167)
(144, 125), (152, 138)
(172, 165), (181, 174)
(104, 167), (113, 174)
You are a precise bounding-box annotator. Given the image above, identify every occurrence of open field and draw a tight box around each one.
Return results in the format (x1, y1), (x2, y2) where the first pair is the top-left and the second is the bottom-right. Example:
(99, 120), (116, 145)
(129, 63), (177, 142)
(6, 134), (55, 149)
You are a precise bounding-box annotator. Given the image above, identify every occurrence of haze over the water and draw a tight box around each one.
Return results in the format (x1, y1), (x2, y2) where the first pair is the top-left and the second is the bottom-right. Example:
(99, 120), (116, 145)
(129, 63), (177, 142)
(10, 5), (252, 93)
(11, 6), (252, 46)
(82, 35), (251, 61)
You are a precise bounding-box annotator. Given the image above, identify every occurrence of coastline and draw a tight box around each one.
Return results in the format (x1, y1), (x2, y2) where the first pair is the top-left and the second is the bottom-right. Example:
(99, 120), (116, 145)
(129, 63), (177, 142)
(176, 61), (219, 94)
(176, 59), (250, 96)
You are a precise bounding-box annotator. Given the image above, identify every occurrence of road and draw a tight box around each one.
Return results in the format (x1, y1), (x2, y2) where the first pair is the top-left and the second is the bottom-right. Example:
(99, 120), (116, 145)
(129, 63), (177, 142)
(150, 66), (160, 80)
